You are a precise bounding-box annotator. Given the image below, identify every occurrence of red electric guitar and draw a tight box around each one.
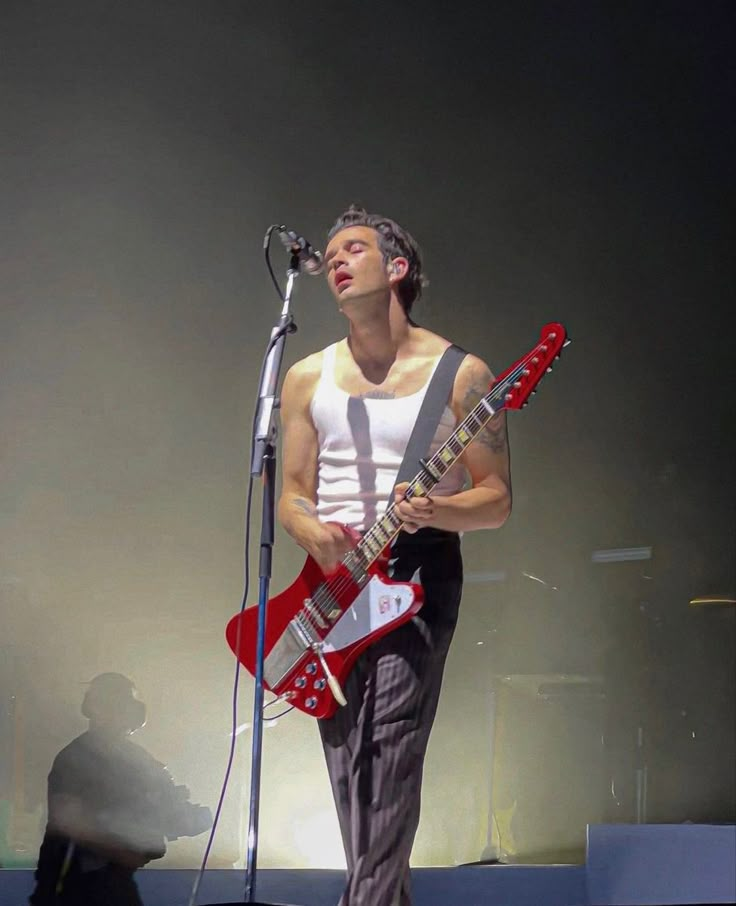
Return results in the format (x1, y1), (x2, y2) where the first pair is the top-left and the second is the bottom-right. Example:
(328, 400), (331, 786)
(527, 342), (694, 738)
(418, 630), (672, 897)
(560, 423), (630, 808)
(226, 322), (568, 718)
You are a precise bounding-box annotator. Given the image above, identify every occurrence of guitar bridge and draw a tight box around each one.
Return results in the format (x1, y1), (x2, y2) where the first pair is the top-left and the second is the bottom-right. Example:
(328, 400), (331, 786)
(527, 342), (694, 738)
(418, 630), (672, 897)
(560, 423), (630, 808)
(263, 621), (309, 689)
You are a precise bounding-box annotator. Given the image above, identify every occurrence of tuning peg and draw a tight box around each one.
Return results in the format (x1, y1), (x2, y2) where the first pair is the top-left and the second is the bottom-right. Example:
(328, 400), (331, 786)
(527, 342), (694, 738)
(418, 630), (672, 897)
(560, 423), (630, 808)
(546, 367), (553, 373)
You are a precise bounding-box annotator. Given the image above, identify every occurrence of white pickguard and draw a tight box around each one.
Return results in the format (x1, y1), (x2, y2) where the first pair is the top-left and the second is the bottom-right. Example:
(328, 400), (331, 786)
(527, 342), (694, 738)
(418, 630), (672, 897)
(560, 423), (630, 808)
(321, 571), (419, 654)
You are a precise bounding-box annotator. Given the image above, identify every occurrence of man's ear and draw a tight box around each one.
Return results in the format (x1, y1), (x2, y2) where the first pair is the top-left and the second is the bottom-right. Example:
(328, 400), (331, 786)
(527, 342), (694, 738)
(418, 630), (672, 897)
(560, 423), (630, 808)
(388, 257), (409, 281)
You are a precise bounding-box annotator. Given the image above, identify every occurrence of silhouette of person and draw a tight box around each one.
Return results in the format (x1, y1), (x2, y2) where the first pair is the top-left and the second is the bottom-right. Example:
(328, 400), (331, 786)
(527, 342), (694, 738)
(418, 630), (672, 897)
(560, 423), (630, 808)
(29, 672), (212, 905)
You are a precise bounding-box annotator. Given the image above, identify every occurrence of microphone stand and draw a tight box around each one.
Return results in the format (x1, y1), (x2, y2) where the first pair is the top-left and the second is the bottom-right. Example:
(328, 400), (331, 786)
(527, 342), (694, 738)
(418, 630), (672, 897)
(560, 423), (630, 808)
(203, 252), (302, 906)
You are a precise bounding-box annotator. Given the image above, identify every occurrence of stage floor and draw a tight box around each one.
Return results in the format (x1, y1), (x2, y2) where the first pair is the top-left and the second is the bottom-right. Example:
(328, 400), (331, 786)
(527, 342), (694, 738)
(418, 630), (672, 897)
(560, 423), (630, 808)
(1, 864), (587, 906)
(2, 824), (734, 906)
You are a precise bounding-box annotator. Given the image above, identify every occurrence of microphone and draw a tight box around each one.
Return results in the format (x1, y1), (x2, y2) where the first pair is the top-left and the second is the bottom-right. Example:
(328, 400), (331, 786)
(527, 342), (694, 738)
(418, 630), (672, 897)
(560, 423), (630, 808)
(277, 225), (324, 275)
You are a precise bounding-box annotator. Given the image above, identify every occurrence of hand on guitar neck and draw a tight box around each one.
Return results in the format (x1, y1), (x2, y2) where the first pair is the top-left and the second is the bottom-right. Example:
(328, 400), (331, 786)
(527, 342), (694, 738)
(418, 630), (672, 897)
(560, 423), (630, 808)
(393, 481), (434, 534)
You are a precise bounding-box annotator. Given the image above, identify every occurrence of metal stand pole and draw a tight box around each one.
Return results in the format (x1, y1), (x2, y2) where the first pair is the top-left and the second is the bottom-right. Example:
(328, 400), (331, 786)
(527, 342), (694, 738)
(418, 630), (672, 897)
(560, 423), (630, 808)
(202, 258), (301, 906)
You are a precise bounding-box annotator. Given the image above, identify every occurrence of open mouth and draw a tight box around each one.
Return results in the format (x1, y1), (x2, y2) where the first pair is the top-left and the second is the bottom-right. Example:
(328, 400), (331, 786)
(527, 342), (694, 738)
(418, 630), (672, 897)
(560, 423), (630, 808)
(335, 272), (352, 289)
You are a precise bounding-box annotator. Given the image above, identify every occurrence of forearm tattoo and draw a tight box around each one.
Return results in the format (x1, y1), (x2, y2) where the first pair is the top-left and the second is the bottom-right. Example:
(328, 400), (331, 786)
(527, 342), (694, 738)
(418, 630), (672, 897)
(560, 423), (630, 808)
(462, 380), (508, 454)
(293, 497), (318, 517)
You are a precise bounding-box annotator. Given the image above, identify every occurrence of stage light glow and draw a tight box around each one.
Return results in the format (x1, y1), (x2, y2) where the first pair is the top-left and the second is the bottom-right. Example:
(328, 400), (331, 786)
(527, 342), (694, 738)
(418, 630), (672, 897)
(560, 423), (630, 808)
(290, 808), (345, 869)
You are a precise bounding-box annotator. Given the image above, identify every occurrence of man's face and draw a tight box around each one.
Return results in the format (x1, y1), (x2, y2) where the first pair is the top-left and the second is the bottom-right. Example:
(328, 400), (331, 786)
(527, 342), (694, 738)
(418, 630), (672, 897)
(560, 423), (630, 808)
(323, 225), (392, 306)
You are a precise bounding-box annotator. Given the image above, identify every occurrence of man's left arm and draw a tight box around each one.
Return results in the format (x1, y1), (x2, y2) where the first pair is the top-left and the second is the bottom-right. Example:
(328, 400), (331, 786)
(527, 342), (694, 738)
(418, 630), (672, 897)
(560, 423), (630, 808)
(395, 354), (511, 533)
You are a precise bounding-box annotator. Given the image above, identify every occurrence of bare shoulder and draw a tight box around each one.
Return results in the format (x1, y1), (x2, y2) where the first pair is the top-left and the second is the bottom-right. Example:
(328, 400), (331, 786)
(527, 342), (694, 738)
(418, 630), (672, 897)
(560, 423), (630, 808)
(410, 325), (453, 357)
(282, 349), (324, 406)
(457, 352), (494, 382)
(286, 349), (323, 382)
(410, 328), (494, 400)
(452, 353), (495, 412)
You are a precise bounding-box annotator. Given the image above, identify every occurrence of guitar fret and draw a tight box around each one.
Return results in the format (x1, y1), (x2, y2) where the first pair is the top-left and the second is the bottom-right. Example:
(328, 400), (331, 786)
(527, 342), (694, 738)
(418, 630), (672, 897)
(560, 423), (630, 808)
(412, 479), (428, 497)
(449, 437), (464, 456)
(371, 525), (389, 546)
(344, 550), (369, 585)
(370, 530), (389, 554)
(465, 411), (482, 433)
(363, 534), (382, 557)
(385, 507), (401, 527)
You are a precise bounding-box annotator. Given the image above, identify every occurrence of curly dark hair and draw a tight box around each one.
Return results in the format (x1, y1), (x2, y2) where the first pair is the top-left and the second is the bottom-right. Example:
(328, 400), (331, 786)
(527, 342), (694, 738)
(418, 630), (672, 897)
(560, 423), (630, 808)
(327, 204), (427, 315)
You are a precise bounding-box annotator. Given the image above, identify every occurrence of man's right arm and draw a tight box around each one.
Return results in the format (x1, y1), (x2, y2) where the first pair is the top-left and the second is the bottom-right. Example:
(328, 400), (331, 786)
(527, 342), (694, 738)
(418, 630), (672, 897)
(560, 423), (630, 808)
(278, 358), (353, 573)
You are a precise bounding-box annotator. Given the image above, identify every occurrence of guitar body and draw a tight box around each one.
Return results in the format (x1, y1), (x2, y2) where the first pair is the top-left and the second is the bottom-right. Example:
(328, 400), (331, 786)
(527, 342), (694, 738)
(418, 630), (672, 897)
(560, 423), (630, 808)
(226, 552), (424, 719)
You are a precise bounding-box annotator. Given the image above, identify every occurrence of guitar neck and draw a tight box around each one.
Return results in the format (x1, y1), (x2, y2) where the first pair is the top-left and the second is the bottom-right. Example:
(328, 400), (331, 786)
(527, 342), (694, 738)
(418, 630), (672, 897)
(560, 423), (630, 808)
(352, 383), (509, 571)
(341, 323), (567, 577)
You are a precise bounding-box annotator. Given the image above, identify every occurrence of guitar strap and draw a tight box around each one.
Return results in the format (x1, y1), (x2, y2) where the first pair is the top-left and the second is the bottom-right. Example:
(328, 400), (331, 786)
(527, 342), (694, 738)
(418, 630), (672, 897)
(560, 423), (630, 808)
(389, 343), (467, 504)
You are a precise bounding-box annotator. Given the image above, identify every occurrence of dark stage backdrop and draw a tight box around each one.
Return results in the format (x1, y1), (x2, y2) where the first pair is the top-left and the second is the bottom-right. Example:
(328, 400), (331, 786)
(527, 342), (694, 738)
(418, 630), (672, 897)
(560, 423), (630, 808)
(1, 0), (733, 870)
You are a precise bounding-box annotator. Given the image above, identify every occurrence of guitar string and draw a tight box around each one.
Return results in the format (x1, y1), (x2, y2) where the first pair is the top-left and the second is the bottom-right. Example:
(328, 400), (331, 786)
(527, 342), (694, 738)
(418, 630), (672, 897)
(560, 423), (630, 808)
(306, 353), (539, 620)
(304, 353), (538, 623)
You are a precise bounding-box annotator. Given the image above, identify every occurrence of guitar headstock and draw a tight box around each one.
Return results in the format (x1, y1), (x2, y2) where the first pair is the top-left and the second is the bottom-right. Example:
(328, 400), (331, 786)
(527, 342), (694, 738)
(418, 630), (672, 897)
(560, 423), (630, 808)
(491, 322), (569, 411)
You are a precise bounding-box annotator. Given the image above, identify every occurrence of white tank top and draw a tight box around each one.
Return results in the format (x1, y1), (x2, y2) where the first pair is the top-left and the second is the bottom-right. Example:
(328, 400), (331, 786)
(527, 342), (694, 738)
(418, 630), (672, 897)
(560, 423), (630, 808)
(310, 343), (468, 531)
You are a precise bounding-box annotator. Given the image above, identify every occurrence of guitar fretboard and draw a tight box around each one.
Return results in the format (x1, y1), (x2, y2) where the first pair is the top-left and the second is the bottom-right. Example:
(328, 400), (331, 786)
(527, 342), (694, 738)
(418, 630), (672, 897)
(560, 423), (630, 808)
(350, 371), (518, 573)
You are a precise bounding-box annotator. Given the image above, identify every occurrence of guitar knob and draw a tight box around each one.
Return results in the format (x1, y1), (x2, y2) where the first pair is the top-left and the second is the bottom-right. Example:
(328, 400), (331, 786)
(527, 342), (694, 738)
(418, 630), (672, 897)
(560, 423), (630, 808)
(314, 678), (326, 691)
(295, 676), (306, 689)
(306, 662), (317, 675)
(305, 697), (318, 710)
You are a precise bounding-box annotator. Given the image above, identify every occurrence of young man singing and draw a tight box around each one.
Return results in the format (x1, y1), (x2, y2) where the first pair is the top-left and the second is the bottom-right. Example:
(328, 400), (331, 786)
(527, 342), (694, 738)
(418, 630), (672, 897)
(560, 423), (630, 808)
(277, 205), (511, 905)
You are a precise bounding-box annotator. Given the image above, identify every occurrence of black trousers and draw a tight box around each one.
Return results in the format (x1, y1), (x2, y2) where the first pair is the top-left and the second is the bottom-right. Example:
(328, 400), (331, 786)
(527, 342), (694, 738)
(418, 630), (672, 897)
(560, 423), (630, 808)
(319, 530), (463, 906)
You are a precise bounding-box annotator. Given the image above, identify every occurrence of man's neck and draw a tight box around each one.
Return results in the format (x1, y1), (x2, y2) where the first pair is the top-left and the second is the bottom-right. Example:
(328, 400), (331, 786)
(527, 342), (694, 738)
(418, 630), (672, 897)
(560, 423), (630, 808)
(345, 296), (412, 372)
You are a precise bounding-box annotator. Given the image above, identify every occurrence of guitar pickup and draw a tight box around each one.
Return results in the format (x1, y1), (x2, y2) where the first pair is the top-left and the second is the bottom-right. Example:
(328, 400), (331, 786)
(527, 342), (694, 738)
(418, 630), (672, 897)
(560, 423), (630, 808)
(303, 598), (328, 630)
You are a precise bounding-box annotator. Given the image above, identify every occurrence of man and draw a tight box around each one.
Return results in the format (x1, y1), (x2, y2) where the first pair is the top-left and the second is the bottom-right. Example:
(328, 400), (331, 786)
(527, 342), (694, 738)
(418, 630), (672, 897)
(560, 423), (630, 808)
(277, 205), (511, 906)
(29, 672), (212, 906)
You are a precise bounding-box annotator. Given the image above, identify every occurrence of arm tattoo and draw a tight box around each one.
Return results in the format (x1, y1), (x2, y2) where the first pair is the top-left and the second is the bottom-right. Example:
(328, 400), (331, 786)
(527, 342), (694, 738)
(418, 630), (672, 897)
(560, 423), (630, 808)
(292, 497), (318, 517)
(480, 413), (508, 454)
(462, 380), (508, 454)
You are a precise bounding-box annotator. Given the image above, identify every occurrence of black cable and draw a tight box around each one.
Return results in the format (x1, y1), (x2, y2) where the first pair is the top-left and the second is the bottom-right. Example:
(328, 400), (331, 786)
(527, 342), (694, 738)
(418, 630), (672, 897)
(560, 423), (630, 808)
(186, 470), (255, 906)
(263, 704), (295, 722)
(185, 288), (294, 906)
(263, 224), (285, 302)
